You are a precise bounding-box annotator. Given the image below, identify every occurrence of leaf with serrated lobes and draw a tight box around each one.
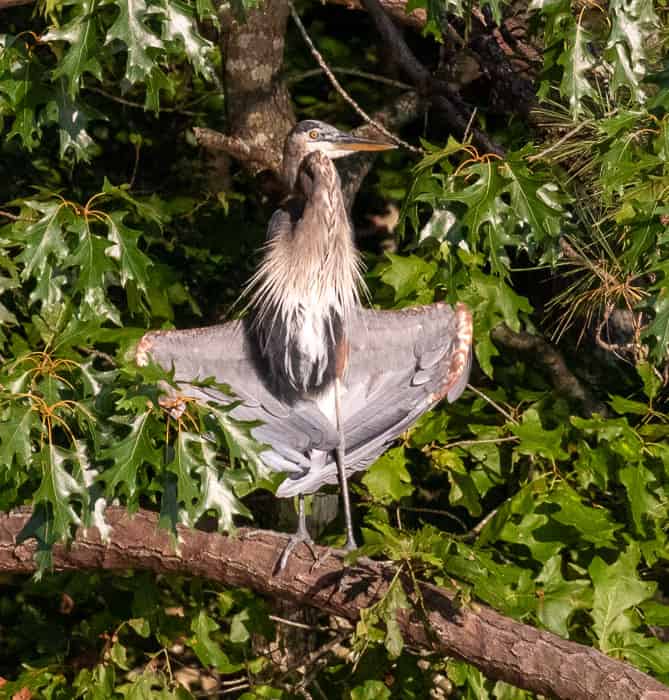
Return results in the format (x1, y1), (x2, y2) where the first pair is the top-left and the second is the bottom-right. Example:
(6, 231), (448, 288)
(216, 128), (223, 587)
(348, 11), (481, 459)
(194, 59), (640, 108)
(100, 410), (161, 499)
(206, 403), (269, 481)
(0, 404), (36, 468)
(16, 200), (73, 279)
(34, 443), (85, 542)
(589, 543), (656, 652)
(105, 210), (153, 293)
(105, 0), (164, 84)
(43, 0), (103, 97)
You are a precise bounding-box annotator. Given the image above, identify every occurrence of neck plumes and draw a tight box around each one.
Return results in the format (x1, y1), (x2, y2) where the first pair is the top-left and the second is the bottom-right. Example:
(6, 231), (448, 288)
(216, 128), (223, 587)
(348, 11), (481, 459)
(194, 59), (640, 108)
(246, 151), (364, 398)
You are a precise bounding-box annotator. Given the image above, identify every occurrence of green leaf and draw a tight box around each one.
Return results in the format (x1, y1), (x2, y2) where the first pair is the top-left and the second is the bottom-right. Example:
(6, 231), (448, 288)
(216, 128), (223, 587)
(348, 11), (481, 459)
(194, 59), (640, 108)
(459, 269), (532, 376)
(558, 17), (597, 117)
(378, 253), (437, 303)
(190, 611), (241, 673)
(43, 1), (103, 97)
(106, 0), (164, 85)
(206, 402), (269, 480)
(605, 0), (659, 103)
(362, 447), (413, 503)
(589, 543), (656, 651)
(33, 443), (85, 541)
(161, 0), (215, 81)
(619, 463), (660, 535)
(351, 680), (391, 700)
(443, 162), (512, 273)
(46, 83), (103, 162)
(100, 410), (160, 498)
(643, 290), (669, 363)
(549, 484), (620, 547)
(0, 404), (36, 468)
(169, 432), (250, 530)
(16, 200), (72, 279)
(636, 362), (661, 401)
(67, 218), (120, 323)
(536, 555), (592, 637)
(106, 211), (153, 293)
(110, 641), (129, 669)
(501, 160), (564, 249)
(512, 408), (568, 462)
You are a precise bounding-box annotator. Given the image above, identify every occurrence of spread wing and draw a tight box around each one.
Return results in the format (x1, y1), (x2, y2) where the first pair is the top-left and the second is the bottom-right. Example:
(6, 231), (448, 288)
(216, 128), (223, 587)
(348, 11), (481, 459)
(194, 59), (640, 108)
(135, 320), (339, 474)
(276, 302), (473, 496)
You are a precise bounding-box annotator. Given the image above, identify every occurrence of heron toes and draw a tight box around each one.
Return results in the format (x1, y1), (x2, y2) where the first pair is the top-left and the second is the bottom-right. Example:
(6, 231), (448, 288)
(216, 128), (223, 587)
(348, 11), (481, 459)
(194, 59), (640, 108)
(275, 529), (317, 574)
(343, 535), (358, 552)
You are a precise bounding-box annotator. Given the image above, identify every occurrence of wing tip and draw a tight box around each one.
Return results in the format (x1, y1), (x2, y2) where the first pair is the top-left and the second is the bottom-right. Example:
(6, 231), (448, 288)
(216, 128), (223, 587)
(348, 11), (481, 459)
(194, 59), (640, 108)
(446, 303), (473, 402)
(135, 334), (154, 367)
(442, 303), (473, 403)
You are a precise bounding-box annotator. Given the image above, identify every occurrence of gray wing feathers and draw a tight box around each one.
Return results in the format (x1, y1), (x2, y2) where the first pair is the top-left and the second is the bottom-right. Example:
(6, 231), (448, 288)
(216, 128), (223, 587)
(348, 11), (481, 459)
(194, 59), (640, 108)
(276, 303), (473, 496)
(135, 321), (339, 476)
(136, 302), (472, 498)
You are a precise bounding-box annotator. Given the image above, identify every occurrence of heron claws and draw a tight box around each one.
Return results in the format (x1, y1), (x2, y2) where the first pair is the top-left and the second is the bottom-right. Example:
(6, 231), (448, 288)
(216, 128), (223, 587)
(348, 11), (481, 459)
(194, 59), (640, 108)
(275, 529), (317, 575)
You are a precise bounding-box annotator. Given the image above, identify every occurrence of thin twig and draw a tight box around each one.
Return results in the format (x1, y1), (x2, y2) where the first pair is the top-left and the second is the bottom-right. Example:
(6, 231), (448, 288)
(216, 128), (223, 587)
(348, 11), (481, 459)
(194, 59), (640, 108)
(88, 87), (204, 117)
(463, 507), (499, 541)
(269, 614), (330, 632)
(287, 67), (413, 91)
(288, 2), (422, 155)
(0, 210), (33, 222)
(74, 347), (117, 368)
(466, 384), (518, 424)
(399, 506), (468, 532)
(129, 141), (141, 189)
(463, 106), (478, 143)
(442, 435), (519, 450)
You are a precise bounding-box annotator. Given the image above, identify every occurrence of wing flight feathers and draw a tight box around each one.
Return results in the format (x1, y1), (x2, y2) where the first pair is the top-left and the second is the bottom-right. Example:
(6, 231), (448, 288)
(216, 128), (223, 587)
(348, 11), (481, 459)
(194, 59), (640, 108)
(137, 302), (473, 496)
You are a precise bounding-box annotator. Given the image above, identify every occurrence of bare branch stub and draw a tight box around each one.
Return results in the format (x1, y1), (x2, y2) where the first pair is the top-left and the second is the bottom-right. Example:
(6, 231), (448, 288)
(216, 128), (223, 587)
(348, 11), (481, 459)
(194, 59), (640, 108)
(1, 507), (668, 700)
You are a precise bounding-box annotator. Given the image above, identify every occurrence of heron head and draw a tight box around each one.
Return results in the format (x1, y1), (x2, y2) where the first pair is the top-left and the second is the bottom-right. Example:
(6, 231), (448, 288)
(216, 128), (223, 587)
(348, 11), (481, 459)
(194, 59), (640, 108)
(289, 120), (397, 160)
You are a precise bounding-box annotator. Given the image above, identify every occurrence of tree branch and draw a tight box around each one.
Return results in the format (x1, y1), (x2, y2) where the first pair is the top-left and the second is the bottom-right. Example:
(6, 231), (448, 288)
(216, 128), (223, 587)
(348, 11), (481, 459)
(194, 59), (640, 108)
(0, 0), (33, 8)
(490, 324), (610, 417)
(1, 507), (667, 700)
(340, 91), (424, 211)
(359, 0), (505, 156)
(326, 0), (427, 30)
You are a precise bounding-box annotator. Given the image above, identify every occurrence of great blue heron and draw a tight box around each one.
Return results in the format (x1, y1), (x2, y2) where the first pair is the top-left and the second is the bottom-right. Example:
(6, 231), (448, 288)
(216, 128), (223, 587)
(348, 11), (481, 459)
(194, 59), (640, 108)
(136, 120), (473, 568)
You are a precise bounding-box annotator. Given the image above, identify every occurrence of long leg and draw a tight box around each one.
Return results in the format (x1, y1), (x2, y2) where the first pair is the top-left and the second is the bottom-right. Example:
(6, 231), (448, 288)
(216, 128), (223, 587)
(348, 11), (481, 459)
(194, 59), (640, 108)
(334, 377), (357, 550)
(276, 494), (315, 573)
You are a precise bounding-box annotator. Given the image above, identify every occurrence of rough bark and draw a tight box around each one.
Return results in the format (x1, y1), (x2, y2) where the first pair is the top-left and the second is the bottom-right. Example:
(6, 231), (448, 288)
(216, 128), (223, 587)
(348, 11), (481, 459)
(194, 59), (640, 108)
(216, 0), (296, 175)
(1, 507), (667, 700)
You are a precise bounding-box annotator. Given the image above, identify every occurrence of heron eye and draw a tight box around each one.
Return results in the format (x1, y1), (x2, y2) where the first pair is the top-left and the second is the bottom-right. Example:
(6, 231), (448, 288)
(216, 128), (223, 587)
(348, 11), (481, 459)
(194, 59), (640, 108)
(309, 130), (318, 139)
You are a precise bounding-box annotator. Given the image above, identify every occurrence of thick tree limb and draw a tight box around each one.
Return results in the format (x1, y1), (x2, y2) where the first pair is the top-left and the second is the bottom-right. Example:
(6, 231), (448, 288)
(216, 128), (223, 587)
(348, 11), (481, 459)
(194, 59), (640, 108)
(218, 0), (295, 175)
(1, 507), (667, 700)
(491, 324), (610, 417)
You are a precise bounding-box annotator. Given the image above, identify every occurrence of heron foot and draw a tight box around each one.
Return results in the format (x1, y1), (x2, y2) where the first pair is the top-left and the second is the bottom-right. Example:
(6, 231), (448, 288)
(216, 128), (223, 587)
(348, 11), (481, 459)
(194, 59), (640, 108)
(344, 533), (358, 552)
(275, 529), (317, 575)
